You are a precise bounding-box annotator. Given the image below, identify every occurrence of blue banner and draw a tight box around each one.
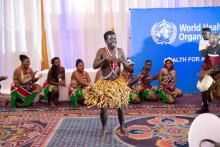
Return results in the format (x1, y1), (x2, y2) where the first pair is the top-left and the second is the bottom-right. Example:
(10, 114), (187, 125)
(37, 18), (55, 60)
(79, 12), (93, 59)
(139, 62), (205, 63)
(130, 7), (220, 93)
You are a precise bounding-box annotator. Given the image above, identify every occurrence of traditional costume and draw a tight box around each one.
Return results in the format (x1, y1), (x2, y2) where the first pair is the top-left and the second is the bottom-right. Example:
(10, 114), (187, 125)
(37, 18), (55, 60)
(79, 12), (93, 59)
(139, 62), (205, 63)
(158, 67), (177, 103)
(84, 48), (130, 108)
(138, 71), (158, 100)
(43, 67), (65, 102)
(69, 71), (90, 106)
(11, 69), (40, 108)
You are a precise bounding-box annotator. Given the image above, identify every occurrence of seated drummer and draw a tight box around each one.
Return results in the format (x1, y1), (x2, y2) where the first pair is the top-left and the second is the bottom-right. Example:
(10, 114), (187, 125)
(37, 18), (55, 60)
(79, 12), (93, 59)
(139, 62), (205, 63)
(120, 59), (141, 104)
(136, 60), (159, 101)
(44, 57), (66, 109)
(196, 33), (220, 114)
(69, 59), (92, 106)
(11, 55), (43, 108)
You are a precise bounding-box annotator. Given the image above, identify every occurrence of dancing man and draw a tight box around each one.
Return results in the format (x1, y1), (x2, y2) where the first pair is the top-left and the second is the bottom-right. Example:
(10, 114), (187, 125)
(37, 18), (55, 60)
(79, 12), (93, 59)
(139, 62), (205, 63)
(84, 31), (130, 136)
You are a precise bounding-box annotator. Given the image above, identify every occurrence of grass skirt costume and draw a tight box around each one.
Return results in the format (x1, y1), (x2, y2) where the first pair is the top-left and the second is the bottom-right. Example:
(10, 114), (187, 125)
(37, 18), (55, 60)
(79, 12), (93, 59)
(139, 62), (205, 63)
(84, 78), (130, 108)
(10, 83), (38, 108)
(85, 47), (130, 108)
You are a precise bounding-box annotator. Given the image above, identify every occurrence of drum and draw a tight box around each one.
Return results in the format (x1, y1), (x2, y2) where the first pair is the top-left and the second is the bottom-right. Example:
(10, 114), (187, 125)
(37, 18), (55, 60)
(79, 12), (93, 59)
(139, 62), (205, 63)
(197, 75), (215, 92)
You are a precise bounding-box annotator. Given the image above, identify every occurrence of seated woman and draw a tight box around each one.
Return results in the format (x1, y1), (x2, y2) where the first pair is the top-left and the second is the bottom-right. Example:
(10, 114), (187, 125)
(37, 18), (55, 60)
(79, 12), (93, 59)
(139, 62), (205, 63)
(120, 59), (141, 104)
(69, 59), (92, 106)
(158, 58), (182, 104)
(11, 55), (42, 108)
(44, 57), (66, 109)
(136, 60), (159, 101)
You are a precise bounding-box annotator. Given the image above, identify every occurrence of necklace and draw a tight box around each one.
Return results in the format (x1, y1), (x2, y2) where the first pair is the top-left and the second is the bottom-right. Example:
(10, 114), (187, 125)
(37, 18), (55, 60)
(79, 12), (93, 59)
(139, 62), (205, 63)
(101, 48), (119, 79)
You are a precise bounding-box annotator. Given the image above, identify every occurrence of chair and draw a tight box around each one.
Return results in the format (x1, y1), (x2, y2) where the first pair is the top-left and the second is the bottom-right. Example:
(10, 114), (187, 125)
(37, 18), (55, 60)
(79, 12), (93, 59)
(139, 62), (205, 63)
(188, 113), (220, 147)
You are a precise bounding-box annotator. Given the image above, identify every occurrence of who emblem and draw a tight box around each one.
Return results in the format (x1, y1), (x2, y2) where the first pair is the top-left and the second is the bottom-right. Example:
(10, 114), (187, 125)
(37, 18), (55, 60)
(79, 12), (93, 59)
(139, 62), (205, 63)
(151, 19), (177, 45)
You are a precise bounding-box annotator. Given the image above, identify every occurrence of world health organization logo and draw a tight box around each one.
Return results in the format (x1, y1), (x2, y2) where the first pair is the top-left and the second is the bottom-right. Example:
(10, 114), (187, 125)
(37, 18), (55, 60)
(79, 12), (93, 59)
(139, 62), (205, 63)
(151, 19), (177, 45)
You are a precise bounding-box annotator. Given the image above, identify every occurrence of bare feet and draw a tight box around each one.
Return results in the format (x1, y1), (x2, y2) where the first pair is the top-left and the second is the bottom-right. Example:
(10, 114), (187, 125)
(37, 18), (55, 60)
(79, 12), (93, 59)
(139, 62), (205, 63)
(16, 102), (24, 108)
(54, 98), (59, 106)
(50, 102), (56, 110)
(120, 128), (128, 136)
(38, 95), (44, 102)
(100, 129), (108, 137)
(5, 99), (10, 107)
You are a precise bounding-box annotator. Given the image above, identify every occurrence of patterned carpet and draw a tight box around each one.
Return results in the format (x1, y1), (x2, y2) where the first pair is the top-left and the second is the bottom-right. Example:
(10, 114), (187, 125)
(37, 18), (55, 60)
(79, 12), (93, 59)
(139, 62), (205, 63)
(115, 115), (194, 147)
(0, 120), (49, 146)
(43, 117), (132, 147)
(0, 94), (220, 146)
(1, 108), (220, 146)
(0, 112), (60, 147)
(38, 115), (195, 147)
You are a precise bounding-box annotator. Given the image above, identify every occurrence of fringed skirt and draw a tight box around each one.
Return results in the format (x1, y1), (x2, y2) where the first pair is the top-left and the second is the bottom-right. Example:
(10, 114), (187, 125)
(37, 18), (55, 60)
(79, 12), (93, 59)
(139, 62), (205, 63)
(84, 78), (130, 108)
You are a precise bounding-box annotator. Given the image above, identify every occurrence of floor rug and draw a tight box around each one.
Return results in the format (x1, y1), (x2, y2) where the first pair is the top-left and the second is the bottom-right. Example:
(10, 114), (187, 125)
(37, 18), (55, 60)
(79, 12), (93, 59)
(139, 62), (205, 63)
(115, 115), (194, 147)
(42, 115), (196, 147)
(0, 120), (55, 147)
(0, 93), (220, 146)
(41, 116), (135, 147)
(0, 113), (60, 147)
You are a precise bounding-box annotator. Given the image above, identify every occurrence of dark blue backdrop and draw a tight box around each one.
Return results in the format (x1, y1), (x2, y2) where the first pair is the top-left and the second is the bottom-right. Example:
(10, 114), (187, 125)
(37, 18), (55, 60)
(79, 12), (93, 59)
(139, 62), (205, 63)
(130, 7), (220, 93)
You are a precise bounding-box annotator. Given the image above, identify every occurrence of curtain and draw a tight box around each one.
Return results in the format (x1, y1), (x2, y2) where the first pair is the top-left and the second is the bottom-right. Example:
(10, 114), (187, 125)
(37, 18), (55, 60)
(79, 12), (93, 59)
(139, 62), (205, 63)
(1, 0), (220, 93)
(0, 0), (42, 92)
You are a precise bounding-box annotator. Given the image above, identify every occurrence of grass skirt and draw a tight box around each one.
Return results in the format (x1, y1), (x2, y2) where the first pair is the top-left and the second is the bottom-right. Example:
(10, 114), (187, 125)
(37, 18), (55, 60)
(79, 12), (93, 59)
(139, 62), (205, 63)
(84, 78), (130, 108)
